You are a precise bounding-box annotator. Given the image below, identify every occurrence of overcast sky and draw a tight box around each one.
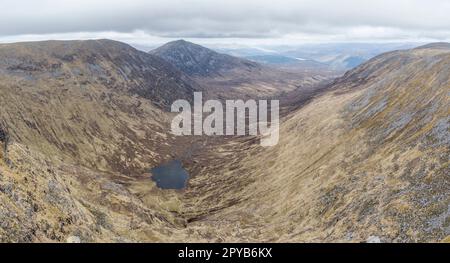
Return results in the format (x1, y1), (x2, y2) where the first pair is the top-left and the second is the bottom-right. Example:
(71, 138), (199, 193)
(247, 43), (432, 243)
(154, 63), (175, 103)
(1, 0), (449, 47)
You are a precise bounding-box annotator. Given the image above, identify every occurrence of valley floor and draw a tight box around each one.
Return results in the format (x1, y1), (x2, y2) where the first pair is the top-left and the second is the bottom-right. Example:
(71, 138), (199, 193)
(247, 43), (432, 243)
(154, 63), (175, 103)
(0, 42), (449, 243)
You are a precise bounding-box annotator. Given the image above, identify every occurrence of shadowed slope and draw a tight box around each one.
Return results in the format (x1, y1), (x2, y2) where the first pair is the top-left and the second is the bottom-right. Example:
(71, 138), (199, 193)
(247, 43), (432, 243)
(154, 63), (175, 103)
(0, 40), (202, 242)
(0, 39), (203, 173)
(0, 39), (199, 108)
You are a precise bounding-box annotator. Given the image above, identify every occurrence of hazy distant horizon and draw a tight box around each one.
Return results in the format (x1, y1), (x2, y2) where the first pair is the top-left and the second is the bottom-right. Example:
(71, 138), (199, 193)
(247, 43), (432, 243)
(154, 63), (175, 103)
(0, 34), (428, 53)
(1, 0), (450, 49)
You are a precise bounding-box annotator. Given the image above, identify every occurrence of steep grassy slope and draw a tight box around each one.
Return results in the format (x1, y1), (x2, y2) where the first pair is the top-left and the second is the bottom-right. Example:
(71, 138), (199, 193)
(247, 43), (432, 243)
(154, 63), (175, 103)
(0, 40), (207, 241)
(0, 40), (202, 173)
(0, 40), (198, 108)
(0, 143), (191, 242)
(180, 44), (449, 242)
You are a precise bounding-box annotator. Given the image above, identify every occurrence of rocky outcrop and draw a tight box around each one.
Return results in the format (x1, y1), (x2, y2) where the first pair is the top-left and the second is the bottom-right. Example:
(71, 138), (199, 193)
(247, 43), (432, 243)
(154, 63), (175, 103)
(0, 123), (9, 161)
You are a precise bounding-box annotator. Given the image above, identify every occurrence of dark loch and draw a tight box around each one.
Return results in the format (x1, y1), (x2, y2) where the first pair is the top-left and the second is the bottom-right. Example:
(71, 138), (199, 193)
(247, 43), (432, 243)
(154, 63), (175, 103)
(150, 160), (189, 189)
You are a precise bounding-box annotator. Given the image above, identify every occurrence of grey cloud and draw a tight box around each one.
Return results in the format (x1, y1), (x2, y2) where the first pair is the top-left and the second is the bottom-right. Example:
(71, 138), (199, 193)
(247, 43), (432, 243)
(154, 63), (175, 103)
(1, 0), (450, 41)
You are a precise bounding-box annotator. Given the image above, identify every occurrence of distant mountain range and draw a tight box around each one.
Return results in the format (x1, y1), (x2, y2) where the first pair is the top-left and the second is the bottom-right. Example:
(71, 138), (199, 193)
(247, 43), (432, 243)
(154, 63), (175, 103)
(151, 40), (331, 99)
(217, 42), (421, 70)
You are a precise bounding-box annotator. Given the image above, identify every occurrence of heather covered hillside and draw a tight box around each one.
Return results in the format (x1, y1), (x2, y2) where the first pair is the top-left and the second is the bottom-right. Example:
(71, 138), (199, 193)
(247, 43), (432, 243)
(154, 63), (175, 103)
(180, 44), (450, 242)
(0, 40), (448, 242)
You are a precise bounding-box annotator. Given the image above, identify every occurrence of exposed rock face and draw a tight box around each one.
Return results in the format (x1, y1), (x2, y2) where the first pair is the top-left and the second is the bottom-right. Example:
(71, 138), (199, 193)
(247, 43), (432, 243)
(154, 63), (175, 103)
(0, 126), (7, 142)
(366, 236), (382, 243)
(0, 123), (9, 161)
(66, 236), (81, 243)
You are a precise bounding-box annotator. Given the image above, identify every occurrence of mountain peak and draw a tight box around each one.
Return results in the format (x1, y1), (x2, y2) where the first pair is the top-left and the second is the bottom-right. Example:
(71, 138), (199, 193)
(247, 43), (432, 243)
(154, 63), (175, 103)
(150, 40), (259, 77)
(168, 39), (190, 45)
(162, 39), (203, 46)
(151, 39), (210, 54)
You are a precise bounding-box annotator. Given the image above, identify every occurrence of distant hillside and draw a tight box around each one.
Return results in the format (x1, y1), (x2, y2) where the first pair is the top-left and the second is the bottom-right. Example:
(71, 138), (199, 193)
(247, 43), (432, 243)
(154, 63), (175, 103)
(220, 43), (420, 70)
(245, 54), (329, 69)
(151, 40), (331, 99)
(150, 39), (262, 77)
